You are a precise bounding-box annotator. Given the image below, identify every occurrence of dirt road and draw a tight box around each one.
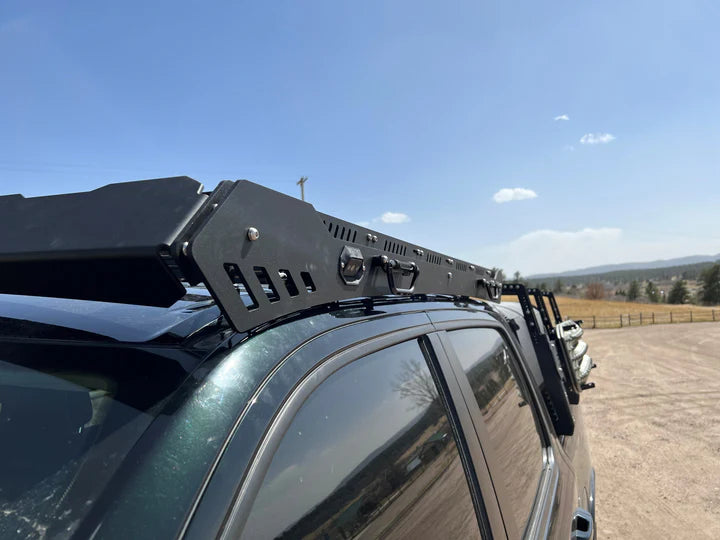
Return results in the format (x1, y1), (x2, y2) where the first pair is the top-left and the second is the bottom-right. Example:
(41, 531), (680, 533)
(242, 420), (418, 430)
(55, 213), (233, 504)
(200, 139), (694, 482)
(580, 322), (720, 539)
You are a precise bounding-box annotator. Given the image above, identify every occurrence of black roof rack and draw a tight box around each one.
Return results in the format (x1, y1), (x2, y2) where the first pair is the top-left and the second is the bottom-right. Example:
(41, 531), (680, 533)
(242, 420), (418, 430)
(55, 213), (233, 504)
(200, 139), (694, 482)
(0, 177), (503, 333)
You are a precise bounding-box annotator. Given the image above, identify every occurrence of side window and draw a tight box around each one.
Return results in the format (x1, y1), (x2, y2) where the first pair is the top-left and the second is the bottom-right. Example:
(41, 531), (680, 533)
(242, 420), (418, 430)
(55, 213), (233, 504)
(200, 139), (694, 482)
(240, 339), (484, 539)
(446, 328), (544, 537)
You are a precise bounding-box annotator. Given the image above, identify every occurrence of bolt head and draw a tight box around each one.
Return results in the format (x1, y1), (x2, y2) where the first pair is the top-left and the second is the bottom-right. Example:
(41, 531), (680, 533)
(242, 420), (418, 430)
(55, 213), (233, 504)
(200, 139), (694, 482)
(247, 227), (260, 241)
(447, 272), (453, 279)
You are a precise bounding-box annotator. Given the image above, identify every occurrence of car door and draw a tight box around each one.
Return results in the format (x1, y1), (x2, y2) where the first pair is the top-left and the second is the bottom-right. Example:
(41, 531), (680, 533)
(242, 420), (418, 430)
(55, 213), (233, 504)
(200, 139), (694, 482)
(184, 312), (510, 539)
(428, 313), (578, 540)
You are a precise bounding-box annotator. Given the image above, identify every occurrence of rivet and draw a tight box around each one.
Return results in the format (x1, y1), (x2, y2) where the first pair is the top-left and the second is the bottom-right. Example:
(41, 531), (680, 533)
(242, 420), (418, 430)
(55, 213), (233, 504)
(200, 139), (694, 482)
(366, 233), (373, 241)
(447, 272), (453, 279)
(247, 227), (260, 241)
(447, 258), (454, 265)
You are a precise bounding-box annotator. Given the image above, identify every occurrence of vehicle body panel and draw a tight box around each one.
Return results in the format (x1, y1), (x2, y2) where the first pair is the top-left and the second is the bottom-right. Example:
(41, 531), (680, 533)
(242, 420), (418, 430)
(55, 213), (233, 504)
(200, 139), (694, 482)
(0, 295), (594, 539)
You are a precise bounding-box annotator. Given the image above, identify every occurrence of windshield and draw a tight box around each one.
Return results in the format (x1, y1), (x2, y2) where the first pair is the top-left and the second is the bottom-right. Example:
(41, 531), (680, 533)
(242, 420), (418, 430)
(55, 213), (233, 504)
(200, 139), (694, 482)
(0, 341), (194, 539)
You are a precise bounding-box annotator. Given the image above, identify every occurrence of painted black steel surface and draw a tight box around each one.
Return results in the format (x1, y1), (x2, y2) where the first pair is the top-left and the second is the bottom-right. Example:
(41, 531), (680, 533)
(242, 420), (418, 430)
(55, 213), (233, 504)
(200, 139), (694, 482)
(0, 177), (207, 306)
(0, 177), (501, 333)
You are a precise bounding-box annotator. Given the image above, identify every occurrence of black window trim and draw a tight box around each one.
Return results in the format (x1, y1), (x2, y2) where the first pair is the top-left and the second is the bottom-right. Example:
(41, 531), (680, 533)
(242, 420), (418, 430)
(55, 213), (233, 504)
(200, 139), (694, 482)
(218, 325), (494, 540)
(431, 318), (560, 540)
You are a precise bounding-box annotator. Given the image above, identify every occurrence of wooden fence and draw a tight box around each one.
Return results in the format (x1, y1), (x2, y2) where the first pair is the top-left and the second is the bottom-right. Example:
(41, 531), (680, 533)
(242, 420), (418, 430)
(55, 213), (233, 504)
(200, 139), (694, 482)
(565, 310), (719, 329)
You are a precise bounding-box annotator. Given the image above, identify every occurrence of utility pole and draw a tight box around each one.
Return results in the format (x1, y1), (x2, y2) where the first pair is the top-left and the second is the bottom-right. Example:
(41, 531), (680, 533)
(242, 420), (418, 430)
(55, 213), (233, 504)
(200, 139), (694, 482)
(297, 176), (308, 201)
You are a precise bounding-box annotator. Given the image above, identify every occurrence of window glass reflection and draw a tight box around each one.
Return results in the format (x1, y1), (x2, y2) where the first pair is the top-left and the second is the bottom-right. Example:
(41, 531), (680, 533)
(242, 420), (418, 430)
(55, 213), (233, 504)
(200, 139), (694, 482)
(241, 339), (482, 539)
(447, 329), (543, 536)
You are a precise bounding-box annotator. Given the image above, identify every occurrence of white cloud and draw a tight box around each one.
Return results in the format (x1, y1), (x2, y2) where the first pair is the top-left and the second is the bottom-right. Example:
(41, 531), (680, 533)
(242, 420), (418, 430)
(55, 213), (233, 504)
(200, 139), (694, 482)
(463, 227), (719, 276)
(493, 187), (538, 204)
(468, 227), (622, 275)
(357, 212), (411, 227)
(564, 145), (575, 152)
(553, 114), (569, 121)
(380, 211), (410, 224)
(580, 132), (615, 145)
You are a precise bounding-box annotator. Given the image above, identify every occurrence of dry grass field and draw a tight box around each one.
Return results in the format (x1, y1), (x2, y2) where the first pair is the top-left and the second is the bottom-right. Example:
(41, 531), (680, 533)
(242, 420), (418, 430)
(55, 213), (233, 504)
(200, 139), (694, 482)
(554, 296), (719, 318)
(581, 323), (720, 539)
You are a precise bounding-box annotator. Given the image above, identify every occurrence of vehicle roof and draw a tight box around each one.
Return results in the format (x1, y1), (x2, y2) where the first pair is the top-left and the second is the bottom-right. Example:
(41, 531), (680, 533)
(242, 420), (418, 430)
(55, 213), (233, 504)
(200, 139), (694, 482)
(0, 290), (499, 346)
(0, 287), (222, 343)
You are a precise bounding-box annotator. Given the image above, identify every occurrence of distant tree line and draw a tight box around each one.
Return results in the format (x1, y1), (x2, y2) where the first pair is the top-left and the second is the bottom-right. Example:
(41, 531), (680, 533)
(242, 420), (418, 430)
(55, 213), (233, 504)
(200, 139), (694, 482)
(528, 260), (719, 288)
(507, 262), (720, 306)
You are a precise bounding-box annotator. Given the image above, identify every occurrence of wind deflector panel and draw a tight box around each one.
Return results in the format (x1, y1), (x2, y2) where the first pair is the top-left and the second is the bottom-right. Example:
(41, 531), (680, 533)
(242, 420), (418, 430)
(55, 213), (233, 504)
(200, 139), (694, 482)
(0, 177), (207, 306)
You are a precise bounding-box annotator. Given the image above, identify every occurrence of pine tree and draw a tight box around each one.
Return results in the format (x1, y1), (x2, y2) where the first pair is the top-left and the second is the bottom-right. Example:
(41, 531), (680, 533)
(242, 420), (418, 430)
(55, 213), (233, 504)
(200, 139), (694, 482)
(627, 280), (640, 301)
(553, 279), (563, 294)
(699, 264), (720, 305)
(645, 281), (660, 303)
(667, 280), (689, 304)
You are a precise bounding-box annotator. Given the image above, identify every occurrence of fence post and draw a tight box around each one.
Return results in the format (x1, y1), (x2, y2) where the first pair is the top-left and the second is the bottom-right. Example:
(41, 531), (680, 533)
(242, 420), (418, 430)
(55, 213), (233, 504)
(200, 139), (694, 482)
(640, 312), (643, 325)
(670, 311), (673, 323)
(593, 315), (596, 329)
(690, 311), (693, 323)
(714, 309), (716, 322)
(652, 312), (655, 324)
(620, 314), (623, 328)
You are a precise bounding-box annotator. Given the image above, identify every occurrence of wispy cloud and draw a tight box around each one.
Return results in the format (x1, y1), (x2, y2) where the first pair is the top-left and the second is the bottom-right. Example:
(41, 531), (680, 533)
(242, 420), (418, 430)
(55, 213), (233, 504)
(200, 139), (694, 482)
(553, 114), (569, 121)
(580, 132), (615, 145)
(464, 227), (720, 276)
(563, 145), (575, 152)
(357, 212), (411, 227)
(379, 211), (410, 224)
(493, 187), (538, 204)
(470, 227), (623, 275)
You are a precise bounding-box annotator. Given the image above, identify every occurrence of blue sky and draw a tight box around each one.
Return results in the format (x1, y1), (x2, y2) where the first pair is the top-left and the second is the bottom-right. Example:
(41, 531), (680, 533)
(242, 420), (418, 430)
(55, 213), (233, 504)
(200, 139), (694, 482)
(1, 0), (718, 275)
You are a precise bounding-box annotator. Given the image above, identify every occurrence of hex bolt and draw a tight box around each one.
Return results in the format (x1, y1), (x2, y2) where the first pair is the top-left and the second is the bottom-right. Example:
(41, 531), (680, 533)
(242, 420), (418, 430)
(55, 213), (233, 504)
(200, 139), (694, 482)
(247, 227), (260, 241)
(447, 258), (454, 265)
(372, 235), (378, 243)
(366, 233), (373, 241)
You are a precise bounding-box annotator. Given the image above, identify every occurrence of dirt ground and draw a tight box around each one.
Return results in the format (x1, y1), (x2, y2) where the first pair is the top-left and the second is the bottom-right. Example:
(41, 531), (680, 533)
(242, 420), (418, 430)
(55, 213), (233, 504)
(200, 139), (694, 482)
(580, 322), (720, 539)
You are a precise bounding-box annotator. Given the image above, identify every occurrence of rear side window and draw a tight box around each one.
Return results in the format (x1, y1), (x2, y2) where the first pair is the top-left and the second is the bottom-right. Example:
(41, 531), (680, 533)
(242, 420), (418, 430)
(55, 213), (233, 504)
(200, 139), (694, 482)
(241, 339), (483, 539)
(446, 328), (544, 536)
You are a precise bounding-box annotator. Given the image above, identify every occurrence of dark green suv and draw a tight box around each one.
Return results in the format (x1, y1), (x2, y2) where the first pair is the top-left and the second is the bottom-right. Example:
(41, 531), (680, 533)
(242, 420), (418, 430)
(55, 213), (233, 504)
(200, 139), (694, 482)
(0, 178), (595, 539)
